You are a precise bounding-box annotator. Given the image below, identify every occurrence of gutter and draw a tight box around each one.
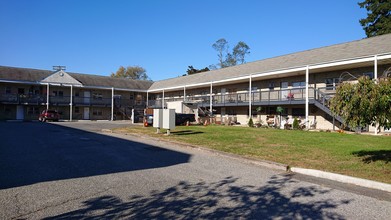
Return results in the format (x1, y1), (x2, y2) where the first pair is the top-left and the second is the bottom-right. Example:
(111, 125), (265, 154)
(148, 52), (391, 93)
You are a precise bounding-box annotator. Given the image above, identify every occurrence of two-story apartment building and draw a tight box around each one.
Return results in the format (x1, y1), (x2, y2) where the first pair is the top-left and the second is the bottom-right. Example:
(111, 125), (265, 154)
(0, 66), (152, 121)
(147, 34), (391, 131)
(1, 34), (391, 131)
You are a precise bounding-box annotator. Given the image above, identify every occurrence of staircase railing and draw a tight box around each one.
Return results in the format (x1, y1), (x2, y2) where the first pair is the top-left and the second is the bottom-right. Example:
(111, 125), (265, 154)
(314, 87), (343, 123)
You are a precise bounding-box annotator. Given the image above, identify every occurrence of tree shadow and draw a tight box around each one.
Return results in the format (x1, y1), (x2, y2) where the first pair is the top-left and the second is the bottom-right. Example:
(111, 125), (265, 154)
(0, 122), (191, 189)
(171, 130), (204, 136)
(352, 150), (391, 164)
(45, 175), (351, 219)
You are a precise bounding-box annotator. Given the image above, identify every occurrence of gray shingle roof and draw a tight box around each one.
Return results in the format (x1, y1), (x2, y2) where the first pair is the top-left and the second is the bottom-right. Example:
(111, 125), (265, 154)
(149, 34), (391, 91)
(0, 66), (153, 90)
(2, 34), (390, 92)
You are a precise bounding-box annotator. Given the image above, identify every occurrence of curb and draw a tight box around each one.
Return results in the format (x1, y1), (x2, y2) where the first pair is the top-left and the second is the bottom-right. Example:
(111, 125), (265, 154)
(105, 129), (391, 193)
(291, 167), (391, 193)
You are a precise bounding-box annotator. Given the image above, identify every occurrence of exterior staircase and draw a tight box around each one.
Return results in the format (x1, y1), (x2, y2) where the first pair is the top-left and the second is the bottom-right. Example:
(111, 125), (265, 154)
(314, 88), (344, 124)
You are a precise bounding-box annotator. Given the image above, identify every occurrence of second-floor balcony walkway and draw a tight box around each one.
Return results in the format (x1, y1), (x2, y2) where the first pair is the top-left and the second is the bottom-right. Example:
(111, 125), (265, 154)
(0, 94), (146, 107)
(148, 87), (336, 108)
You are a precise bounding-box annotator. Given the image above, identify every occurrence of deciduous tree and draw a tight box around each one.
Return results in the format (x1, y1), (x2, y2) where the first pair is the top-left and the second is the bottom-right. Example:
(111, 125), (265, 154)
(330, 76), (391, 132)
(111, 66), (150, 80)
(212, 38), (251, 69)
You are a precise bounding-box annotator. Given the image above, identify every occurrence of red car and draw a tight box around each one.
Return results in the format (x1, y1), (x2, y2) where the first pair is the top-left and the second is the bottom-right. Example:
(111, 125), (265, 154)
(39, 109), (60, 122)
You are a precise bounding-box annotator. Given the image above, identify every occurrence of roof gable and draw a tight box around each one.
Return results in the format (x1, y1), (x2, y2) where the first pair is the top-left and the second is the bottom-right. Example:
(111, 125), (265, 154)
(41, 70), (82, 85)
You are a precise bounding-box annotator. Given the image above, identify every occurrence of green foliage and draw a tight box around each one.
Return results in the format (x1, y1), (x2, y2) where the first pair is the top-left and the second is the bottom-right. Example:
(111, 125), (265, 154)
(111, 66), (151, 80)
(358, 0), (391, 37)
(292, 118), (299, 130)
(248, 118), (254, 127)
(276, 106), (284, 113)
(375, 78), (391, 129)
(185, 66), (210, 75)
(330, 76), (391, 130)
(212, 38), (250, 69)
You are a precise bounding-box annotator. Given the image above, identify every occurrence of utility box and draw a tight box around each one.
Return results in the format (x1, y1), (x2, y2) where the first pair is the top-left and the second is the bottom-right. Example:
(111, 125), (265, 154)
(163, 109), (176, 130)
(153, 109), (163, 128)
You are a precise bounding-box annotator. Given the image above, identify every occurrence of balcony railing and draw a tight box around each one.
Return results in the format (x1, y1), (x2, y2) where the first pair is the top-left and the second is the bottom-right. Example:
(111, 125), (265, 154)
(0, 94), (146, 107)
(149, 87), (317, 107)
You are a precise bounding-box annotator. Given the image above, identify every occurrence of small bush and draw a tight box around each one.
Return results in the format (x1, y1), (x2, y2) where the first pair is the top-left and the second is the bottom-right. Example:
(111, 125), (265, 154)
(293, 118), (299, 130)
(248, 118), (254, 127)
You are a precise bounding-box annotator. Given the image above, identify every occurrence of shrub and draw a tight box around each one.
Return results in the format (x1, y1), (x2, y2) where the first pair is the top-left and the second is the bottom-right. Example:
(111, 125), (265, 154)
(248, 118), (254, 127)
(293, 118), (299, 130)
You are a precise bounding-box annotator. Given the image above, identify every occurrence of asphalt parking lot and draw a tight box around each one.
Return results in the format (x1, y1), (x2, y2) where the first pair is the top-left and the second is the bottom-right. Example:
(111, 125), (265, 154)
(0, 121), (390, 219)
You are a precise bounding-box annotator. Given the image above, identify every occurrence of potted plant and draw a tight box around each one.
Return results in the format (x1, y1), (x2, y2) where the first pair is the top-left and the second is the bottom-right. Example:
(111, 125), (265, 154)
(276, 106), (284, 128)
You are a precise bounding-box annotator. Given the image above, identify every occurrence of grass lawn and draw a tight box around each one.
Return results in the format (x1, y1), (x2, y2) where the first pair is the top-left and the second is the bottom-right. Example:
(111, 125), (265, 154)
(114, 125), (391, 184)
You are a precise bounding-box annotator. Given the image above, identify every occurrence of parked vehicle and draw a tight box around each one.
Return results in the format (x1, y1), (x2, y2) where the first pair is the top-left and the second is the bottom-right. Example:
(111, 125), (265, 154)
(144, 113), (195, 126)
(39, 109), (60, 122)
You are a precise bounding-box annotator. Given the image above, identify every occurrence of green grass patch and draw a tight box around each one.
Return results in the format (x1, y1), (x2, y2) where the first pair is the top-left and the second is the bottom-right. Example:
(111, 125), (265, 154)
(114, 125), (391, 184)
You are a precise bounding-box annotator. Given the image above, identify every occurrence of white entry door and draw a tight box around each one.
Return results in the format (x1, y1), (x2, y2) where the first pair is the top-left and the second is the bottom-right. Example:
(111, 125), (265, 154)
(84, 107), (90, 120)
(16, 105), (24, 120)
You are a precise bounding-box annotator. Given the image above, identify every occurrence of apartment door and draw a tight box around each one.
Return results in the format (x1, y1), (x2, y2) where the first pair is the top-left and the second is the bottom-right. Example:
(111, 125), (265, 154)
(84, 91), (91, 104)
(221, 88), (226, 103)
(84, 107), (90, 120)
(16, 105), (24, 120)
(281, 82), (288, 100)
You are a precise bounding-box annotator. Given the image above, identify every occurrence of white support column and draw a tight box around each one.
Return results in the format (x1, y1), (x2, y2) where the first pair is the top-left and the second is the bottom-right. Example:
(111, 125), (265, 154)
(210, 82), (213, 113)
(111, 87), (114, 121)
(374, 55), (378, 135)
(305, 66), (309, 129)
(184, 86), (186, 102)
(374, 55), (378, 80)
(249, 74), (252, 118)
(46, 83), (50, 110)
(146, 91), (149, 107)
(162, 90), (165, 109)
(69, 85), (73, 121)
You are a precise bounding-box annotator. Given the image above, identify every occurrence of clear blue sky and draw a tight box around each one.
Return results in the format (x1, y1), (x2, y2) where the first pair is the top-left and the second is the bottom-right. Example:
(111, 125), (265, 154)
(0, 0), (367, 81)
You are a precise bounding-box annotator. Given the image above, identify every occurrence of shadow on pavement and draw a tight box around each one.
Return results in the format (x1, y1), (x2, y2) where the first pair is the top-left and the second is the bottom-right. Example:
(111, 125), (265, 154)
(0, 122), (191, 189)
(45, 174), (352, 219)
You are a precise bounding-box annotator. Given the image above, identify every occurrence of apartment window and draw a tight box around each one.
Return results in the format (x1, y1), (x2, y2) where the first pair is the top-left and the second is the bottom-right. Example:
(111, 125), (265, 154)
(27, 107), (40, 115)
(268, 82), (275, 90)
(74, 107), (80, 113)
(92, 108), (103, 116)
(52, 91), (64, 97)
(292, 82), (305, 88)
(325, 78), (340, 90)
(5, 87), (11, 94)
(3, 106), (11, 115)
(363, 72), (374, 79)
(18, 88), (25, 95)
(266, 106), (276, 115)
(92, 92), (103, 100)
(292, 108), (305, 117)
